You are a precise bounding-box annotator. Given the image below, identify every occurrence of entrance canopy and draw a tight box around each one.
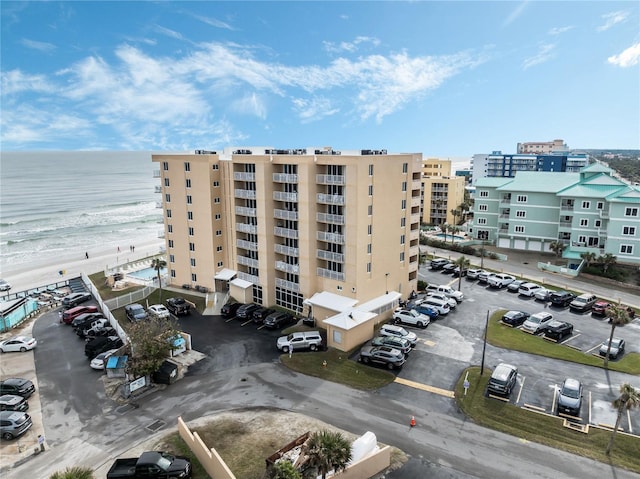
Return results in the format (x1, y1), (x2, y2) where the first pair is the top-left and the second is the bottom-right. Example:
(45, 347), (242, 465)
(214, 268), (236, 281)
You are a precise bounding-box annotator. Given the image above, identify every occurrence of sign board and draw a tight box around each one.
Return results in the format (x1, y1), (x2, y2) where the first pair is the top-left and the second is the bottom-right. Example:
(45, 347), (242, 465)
(129, 376), (147, 393)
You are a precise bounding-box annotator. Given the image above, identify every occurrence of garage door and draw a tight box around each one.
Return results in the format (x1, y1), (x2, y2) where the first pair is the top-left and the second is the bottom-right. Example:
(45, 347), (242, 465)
(528, 240), (542, 251)
(514, 239), (526, 250)
(498, 238), (511, 248)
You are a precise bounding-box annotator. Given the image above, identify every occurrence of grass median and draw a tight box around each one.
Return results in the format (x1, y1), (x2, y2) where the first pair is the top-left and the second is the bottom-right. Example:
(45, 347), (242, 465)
(488, 310), (640, 375)
(456, 367), (640, 473)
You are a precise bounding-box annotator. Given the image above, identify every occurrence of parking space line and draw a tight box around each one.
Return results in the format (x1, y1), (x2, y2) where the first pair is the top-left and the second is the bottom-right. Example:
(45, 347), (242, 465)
(562, 333), (580, 343)
(240, 319), (253, 326)
(393, 377), (455, 398)
(515, 376), (525, 404)
(225, 317), (235, 323)
(585, 344), (600, 354)
(422, 339), (436, 347)
(627, 409), (633, 434)
(257, 324), (266, 330)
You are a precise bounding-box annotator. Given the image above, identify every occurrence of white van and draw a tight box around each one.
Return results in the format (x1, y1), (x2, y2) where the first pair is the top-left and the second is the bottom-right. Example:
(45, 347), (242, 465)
(518, 282), (543, 297)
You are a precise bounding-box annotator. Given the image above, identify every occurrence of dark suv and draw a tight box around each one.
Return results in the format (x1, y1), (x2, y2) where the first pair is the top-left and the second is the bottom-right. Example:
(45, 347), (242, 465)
(124, 303), (148, 322)
(487, 363), (518, 397)
(236, 303), (261, 321)
(252, 307), (276, 324)
(263, 311), (294, 329)
(549, 291), (576, 308)
(221, 302), (242, 318)
(0, 379), (35, 399)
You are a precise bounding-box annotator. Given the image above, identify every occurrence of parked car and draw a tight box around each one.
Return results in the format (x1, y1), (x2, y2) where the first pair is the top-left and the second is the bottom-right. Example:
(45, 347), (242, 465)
(452, 266), (468, 277)
(85, 336), (123, 359)
(518, 282), (543, 297)
(125, 303), (148, 322)
(252, 307), (276, 324)
(549, 291), (576, 308)
(263, 311), (294, 329)
(0, 379), (35, 399)
(507, 280), (525, 292)
(0, 410), (33, 441)
(569, 294), (598, 313)
(106, 451), (192, 479)
(236, 303), (261, 321)
(371, 336), (412, 356)
(487, 363), (518, 397)
(410, 303), (439, 320)
(521, 312), (553, 334)
(90, 349), (120, 370)
(541, 320), (574, 341)
(534, 288), (552, 302)
(501, 311), (530, 327)
(488, 274), (515, 289)
(441, 263), (457, 274)
(221, 302), (242, 318)
(76, 318), (109, 338)
(62, 305), (99, 324)
(0, 395), (28, 412)
(0, 336), (37, 353)
(84, 326), (117, 341)
(392, 309), (430, 328)
(0, 279), (12, 292)
(276, 331), (323, 353)
(148, 304), (170, 319)
(477, 271), (497, 284)
(425, 292), (456, 309)
(599, 338), (625, 360)
(71, 312), (105, 329)
(557, 378), (583, 417)
(421, 297), (451, 315)
(379, 324), (418, 346)
(358, 345), (406, 370)
(430, 258), (449, 270)
(591, 300), (612, 317)
(426, 284), (463, 302)
(466, 269), (486, 280)
(165, 297), (192, 316)
(62, 291), (92, 307)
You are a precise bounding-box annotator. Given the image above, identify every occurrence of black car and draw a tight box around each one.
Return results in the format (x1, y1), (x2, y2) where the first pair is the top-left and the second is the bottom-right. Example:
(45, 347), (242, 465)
(441, 263), (457, 274)
(263, 311), (294, 329)
(165, 297), (192, 316)
(252, 307), (276, 324)
(83, 326), (116, 341)
(71, 312), (105, 330)
(85, 336), (123, 359)
(452, 267), (467, 277)
(542, 320), (574, 341)
(358, 345), (406, 370)
(501, 311), (530, 327)
(0, 395), (28, 412)
(487, 363), (518, 397)
(236, 303), (261, 321)
(221, 302), (242, 319)
(549, 291), (576, 308)
(62, 292), (92, 308)
(0, 379), (35, 399)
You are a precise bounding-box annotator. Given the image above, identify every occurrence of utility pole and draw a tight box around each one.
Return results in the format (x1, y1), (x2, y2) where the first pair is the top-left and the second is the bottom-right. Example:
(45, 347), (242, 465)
(480, 310), (489, 376)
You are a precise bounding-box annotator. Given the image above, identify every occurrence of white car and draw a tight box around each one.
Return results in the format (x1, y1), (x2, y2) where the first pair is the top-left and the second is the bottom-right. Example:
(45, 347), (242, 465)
(467, 269), (486, 280)
(421, 297), (451, 315)
(392, 309), (430, 328)
(534, 288), (552, 301)
(147, 304), (170, 319)
(426, 284), (464, 302)
(0, 279), (11, 292)
(90, 349), (119, 370)
(488, 274), (515, 289)
(0, 336), (37, 353)
(426, 292), (457, 308)
(379, 324), (418, 346)
(521, 312), (553, 334)
(518, 282), (543, 297)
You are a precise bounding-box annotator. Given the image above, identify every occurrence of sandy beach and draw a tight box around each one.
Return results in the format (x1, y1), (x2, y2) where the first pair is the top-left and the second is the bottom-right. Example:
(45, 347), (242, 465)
(1, 237), (165, 294)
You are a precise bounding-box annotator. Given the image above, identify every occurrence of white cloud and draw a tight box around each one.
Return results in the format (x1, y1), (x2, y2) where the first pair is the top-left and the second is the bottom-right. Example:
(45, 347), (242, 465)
(20, 38), (56, 53)
(291, 97), (339, 123)
(522, 43), (555, 70)
(548, 26), (574, 36)
(607, 42), (640, 68)
(1, 70), (56, 95)
(503, 1), (529, 27)
(190, 13), (235, 31)
(152, 24), (184, 40)
(597, 10), (629, 32)
(231, 93), (267, 119)
(324, 36), (381, 54)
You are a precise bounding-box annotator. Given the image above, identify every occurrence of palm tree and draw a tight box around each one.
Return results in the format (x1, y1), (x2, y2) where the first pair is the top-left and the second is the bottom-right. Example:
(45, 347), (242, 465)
(304, 430), (352, 479)
(454, 255), (471, 291)
(603, 301), (633, 368)
(450, 208), (460, 226)
(549, 240), (566, 259)
(580, 251), (597, 268)
(151, 257), (167, 302)
(598, 253), (617, 273)
(441, 223), (449, 239)
(449, 225), (461, 244)
(606, 383), (640, 455)
(50, 467), (94, 479)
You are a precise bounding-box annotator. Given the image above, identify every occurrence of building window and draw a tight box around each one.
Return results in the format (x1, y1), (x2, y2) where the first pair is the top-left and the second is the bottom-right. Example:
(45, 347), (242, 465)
(516, 195), (527, 203)
(478, 204), (488, 211)
(162, 161), (169, 171)
(516, 211), (526, 218)
(580, 219), (588, 227)
(400, 217), (406, 227)
(333, 330), (342, 344)
(400, 252), (405, 262)
(400, 234), (405, 245)
(402, 163), (408, 173)
(165, 193), (171, 203)
(367, 243), (372, 254)
(620, 245), (634, 254)
(401, 199), (406, 210)
(597, 202), (604, 210)
(185, 179), (191, 188)
(477, 230), (489, 240)
(184, 162), (191, 172)
(515, 225), (525, 233)
(189, 242), (195, 251)
(623, 226), (636, 235)
(581, 201), (590, 209)
(216, 230), (222, 236)
(479, 191), (489, 197)
(166, 209), (172, 218)
(212, 164), (219, 170)
(402, 181), (407, 192)
(213, 181), (220, 187)
(169, 254), (175, 263)
(625, 207), (639, 216)
(594, 220), (601, 228)
(167, 224), (173, 233)
(187, 195), (192, 204)
(187, 211), (193, 220)
(366, 262), (371, 273)
(191, 273), (197, 282)
(215, 213), (221, 220)
(216, 245), (223, 252)
(190, 258), (196, 267)
(368, 185), (373, 196)
(578, 235), (586, 244)
(171, 269), (176, 278)
(217, 261), (224, 267)
(368, 224), (373, 235)
(214, 197), (221, 204)
(477, 218), (487, 225)
(168, 240), (174, 248)
(368, 205), (373, 216)
(369, 164), (374, 176)
(164, 178), (170, 187)
(188, 227), (194, 236)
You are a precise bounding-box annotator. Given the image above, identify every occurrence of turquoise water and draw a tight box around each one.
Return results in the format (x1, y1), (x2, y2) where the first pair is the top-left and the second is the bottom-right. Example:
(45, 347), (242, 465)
(435, 233), (464, 241)
(127, 267), (167, 280)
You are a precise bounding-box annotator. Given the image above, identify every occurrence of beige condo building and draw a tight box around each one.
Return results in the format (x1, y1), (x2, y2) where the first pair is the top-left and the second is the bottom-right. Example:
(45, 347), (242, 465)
(152, 147), (422, 350)
(419, 158), (466, 226)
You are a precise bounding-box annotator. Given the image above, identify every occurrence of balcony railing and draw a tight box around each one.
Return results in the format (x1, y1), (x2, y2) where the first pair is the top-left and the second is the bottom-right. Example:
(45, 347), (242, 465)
(233, 172), (256, 181)
(316, 212), (345, 225)
(275, 261), (299, 274)
(317, 231), (344, 244)
(317, 250), (344, 262)
(410, 230), (419, 241)
(273, 191), (298, 202)
(317, 193), (345, 205)
(599, 210), (610, 219)
(316, 174), (345, 185)
(560, 204), (574, 211)
(237, 272), (260, 285)
(154, 186), (162, 193)
(275, 244), (299, 257)
(235, 189), (257, 199)
(237, 256), (259, 268)
(236, 239), (258, 251)
(156, 202), (163, 208)
(274, 227), (299, 239)
(273, 173), (298, 183)
(317, 268), (345, 281)
(412, 181), (422, 191)
(157, 230), (165, 239)
(411, 197), (421, 207)
(499, 200), (511, 207)
(153, 170), (161, 178)
(274, 209), (299, 221)
(559, 220), (572, 227)
(236, 223), (258, 234)
(275, 278), (300, 292)
(236, 206), (257, 217)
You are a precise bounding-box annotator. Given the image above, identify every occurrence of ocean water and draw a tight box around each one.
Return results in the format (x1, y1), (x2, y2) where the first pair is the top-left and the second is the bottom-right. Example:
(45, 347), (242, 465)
(0, 151), (163, 270)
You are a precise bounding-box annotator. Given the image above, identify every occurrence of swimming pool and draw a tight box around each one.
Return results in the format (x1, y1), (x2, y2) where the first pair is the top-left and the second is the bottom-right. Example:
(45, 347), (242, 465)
(434, 233), (465, 241)
(127, 266), (167, 281)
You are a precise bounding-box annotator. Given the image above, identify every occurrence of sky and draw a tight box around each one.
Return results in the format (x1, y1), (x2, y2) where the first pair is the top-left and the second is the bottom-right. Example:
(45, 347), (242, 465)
(1, 1), (639, 158)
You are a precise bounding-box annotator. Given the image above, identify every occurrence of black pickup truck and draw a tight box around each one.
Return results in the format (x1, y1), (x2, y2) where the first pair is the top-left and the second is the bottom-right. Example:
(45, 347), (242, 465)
(165, 297), (192, 316)
(106, 451), (191, 478)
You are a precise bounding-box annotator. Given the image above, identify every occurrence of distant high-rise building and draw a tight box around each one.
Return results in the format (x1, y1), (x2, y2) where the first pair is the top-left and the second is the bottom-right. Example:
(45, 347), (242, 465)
(517, 139), (568, 154)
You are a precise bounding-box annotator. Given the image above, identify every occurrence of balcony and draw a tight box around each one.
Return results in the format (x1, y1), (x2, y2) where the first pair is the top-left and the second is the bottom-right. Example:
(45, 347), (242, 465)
(154, 186), (162, 194)
(599, 209), (610, 219)
(237, 256), (259, 268)
(233, 172), (256, 181)
(235, 189), (257, 200)
(275, 261), (299, 274)
(499, 227), (508, 233)
(236, 206), (257, 217)
(275, 244), (299, 257)
(560, 204), (574, 212)
(274, 209), (299, 221)
(273, 173), (298, 183)
(412, 180), (422, 191)
(236, 239), (258, 251)
(317, 268), (345, 281)
(156, 202), (163, 209)
(157, 230), (165, 239)
(237, 272), (260, 285)
(559, 220), (572, 227)
(410, 229), (419, 241)
(317, 250), (345, 262)
(153, 170), (161, 178)
(316, 212), (345, 225)
(275, 278), (300, 292)
(317, 193), (345, 205)
(411, 197), (421, 208)
(410, 213), (421, 225)
(273, 191), (298, 202)
(236, 223), (258, 234)
(317, 231), (344, 244)
(316, 174), (345, 185)
(274, 227), (299, 239)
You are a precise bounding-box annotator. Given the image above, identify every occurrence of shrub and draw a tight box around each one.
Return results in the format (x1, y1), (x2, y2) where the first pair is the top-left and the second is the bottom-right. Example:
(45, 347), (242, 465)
(417, 280), (427, 292)
(50, 467), (94, 479)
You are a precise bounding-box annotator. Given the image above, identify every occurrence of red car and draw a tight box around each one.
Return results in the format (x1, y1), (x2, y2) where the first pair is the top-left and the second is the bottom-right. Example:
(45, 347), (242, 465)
(591, 301), (611, 316)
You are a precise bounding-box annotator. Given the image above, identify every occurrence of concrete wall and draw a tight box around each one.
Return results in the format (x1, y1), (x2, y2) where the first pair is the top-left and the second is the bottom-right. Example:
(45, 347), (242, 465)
(335, 445), (392, 479)
(177, 416), (236, 479)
